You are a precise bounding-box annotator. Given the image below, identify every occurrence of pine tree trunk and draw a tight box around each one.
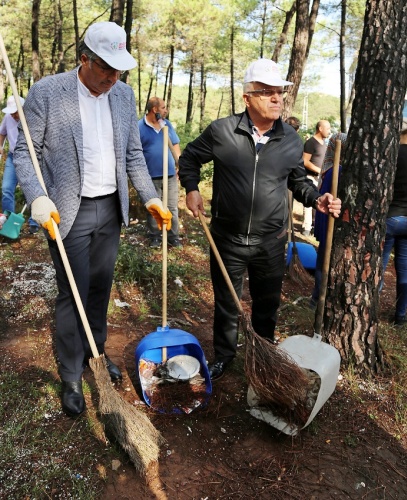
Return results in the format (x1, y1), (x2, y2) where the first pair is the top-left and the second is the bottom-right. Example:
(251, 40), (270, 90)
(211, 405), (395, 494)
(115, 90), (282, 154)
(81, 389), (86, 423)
(32, 0), (42, 82)
(324, 0), (407, 375)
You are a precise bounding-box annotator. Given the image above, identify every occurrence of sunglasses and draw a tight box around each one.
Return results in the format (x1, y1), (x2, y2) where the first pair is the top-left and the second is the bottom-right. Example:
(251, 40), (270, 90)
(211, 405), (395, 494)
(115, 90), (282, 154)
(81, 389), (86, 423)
(246, 88), (286, 98)
(92, 59), (124, 76)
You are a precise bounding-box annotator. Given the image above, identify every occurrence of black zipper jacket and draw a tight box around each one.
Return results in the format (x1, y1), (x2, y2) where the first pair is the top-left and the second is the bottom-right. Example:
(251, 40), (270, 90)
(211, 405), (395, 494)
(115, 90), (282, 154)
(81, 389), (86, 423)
(179, 111), (320, 244)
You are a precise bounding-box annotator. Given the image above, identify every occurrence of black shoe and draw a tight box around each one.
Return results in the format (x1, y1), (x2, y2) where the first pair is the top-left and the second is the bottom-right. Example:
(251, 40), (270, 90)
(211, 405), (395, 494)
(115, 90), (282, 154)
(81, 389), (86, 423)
(61, 381), (85, 417)
(208, 360), (230, 381)
(104, 355), (123, 381)
(149, 238), (162, 248)
(29, 225), (39, 234)
(394, 315), (407, 327)
(84, 354), (123, 381)
(168, 238), (182, 248)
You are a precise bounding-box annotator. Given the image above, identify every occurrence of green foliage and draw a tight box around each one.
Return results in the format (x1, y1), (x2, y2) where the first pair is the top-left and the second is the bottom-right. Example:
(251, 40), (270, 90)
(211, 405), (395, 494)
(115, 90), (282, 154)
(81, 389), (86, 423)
(115, 241), (199, 287)
(0, 372), (103, 497)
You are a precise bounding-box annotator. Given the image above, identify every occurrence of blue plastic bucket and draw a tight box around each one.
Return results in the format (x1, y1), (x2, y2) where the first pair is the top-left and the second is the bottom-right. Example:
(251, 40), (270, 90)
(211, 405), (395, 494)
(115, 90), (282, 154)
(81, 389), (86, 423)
(286, 242), (317, 270)
(135, 326), (212, 413)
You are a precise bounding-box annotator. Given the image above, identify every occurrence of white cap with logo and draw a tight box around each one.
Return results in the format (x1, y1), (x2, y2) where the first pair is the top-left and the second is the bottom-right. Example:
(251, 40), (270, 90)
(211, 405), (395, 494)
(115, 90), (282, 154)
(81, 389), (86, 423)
(84, 21), (136, 71)
(244, 59), (293, 87)
(2, 95), (25, 114)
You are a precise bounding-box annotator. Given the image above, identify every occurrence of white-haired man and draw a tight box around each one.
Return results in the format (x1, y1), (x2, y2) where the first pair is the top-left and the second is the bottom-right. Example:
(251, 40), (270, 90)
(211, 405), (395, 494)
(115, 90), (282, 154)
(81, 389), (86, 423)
(179, 58), (341, 380)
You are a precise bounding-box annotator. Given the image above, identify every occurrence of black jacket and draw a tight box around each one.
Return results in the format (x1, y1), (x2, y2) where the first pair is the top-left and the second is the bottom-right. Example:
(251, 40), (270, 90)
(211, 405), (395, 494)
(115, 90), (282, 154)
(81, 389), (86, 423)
(179, 111), (320, 244)
(387, 144), (407, 217)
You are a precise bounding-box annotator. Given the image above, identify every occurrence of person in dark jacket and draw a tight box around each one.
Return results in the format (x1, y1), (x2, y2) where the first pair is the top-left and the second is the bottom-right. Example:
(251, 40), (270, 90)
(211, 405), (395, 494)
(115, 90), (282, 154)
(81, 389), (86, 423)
(381, 128), (407, 326)
(178, 58), (342, 380)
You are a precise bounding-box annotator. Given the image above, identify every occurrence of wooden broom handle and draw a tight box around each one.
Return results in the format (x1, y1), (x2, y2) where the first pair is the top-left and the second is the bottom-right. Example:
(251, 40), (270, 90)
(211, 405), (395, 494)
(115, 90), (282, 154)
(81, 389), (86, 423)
(0, 32), (100, 359)
(198, 211), (244, 316)
(314, 139), (341, 335)
(162, 126), (169, 362)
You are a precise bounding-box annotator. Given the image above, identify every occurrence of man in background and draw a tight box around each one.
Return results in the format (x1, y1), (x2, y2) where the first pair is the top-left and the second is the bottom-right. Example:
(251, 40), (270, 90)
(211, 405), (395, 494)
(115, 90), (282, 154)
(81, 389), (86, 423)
(139, 97), (182, 248)
(285, 116), (301, 132)
(302, 119), (331, 236)
(14, 22), (172, 417)
(0, 96), (39, 234)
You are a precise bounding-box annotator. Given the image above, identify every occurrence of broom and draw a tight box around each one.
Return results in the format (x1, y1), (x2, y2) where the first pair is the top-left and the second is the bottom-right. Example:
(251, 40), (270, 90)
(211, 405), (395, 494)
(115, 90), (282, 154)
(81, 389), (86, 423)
(198, 211), (310, 425)
(287, 191), (314, 286)
(0, 33), (164, 473)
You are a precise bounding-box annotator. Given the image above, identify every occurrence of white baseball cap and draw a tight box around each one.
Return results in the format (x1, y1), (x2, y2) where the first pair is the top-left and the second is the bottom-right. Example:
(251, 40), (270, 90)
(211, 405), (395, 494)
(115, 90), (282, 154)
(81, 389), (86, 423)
(244, 59), (293, 87)
(84, 21), (136, 71)
(2, 95), (25, 114)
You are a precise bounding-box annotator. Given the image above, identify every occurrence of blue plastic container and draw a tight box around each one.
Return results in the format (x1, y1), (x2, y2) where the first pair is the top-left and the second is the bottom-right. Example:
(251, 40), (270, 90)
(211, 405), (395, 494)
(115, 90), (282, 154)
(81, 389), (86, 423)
(286, 242), (317, 270)
(135, 326), (212, 413)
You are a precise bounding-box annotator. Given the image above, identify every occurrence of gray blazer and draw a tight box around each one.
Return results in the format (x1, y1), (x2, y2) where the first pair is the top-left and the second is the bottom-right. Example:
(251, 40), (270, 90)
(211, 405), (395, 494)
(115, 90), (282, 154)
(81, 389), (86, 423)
(14, 68), (157, 239)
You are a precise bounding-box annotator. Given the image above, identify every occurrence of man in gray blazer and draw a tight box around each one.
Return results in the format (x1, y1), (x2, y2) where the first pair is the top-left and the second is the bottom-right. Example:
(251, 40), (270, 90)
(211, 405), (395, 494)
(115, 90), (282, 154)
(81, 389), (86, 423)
(14, 22), (171, 417)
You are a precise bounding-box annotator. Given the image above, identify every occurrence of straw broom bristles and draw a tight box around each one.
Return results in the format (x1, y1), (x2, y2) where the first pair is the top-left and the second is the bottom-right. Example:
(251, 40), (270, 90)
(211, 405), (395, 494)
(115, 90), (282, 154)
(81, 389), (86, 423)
(243, 312), (310, 426)
(90, 356), (165, 474)
(198, 212), (310, 425)
(287, 243), (314, 286)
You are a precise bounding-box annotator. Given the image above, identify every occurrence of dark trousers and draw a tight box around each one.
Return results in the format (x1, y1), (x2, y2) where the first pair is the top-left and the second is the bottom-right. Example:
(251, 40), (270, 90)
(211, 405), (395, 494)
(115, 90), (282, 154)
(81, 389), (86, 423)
(48, 193), (121, 381)
(210, 232), (286, 362)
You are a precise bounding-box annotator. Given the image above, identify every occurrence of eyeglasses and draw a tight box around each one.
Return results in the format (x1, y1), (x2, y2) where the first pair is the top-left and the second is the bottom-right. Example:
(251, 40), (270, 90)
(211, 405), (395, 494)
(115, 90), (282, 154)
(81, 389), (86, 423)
(92, 59), (124, 76)
(246, 89), (285, 98)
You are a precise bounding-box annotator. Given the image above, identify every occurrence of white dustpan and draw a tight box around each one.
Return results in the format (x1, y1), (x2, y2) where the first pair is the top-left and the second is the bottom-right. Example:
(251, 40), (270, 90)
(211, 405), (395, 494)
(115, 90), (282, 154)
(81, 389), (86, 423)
(248, 140), (343, 435)
(247, 333), (340, 435)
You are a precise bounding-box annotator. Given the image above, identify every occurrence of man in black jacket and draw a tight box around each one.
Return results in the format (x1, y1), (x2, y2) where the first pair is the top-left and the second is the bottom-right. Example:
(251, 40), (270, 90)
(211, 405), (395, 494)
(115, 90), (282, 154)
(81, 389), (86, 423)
(178, 58), (341, 380)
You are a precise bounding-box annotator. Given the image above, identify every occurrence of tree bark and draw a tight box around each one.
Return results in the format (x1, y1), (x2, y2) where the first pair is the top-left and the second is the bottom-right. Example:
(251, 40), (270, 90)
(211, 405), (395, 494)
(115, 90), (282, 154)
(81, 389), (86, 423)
(324, 0), (407, 375)
(340, 0), (347, 131)
(272, 2), (296, 63)
(110, 0), (125, 25)
(230, 26), (235, 115)
(186, 59), (195, 124)
(199, 62), (207, 133)
(32, 0), (42, 82)
(73, 0), (80, 64)
(259, 0), (267, 59)
(283, 0), (320, 119)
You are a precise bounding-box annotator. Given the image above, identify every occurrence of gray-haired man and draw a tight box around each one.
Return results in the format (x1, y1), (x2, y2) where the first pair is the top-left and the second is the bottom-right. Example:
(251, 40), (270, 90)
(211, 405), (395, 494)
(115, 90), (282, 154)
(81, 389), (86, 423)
(14, 21), (172, 417)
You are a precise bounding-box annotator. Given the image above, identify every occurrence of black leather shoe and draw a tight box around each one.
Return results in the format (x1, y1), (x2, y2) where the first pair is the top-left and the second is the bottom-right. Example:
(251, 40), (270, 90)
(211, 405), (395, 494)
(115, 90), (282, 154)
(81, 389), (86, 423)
(84, 354), (123, 381)
(208, 360), (230, 381)
(104, 355), (123, 381)
(61, 381), (85, 417)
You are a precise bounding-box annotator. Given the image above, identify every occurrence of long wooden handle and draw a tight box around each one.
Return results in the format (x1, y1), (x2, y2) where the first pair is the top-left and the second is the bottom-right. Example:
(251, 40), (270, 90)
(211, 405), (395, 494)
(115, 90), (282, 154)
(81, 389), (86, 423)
(162, 126), (169, 362)
(314, 139), (341, 335)
(198, 211), (244, 315)
(0, 32), (100, 359)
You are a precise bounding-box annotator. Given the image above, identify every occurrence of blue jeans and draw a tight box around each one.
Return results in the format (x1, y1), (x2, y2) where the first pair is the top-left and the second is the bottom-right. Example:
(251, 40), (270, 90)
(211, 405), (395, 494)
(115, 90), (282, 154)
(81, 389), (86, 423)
(147, 175), (180, 242)
(1, 152), (38, 227)
(381, 216), (407, 318)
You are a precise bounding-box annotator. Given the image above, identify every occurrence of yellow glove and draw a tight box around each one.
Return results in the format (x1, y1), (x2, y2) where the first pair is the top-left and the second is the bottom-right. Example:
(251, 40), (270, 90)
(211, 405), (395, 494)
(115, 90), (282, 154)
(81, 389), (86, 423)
(31, 195), (61, 240)
(145, 198), (172, 231)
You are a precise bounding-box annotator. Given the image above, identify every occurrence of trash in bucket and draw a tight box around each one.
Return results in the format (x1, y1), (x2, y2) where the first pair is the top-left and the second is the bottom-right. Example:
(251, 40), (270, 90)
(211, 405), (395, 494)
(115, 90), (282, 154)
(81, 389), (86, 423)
(135, 327), (212, 414)
(247, 334), (340, 435)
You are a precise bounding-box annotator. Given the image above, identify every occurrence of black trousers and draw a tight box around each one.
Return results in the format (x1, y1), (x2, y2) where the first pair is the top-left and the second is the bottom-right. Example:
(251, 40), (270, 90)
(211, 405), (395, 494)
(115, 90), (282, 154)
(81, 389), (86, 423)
(210, 232), (286, 362)
(48, 193), (121, 381)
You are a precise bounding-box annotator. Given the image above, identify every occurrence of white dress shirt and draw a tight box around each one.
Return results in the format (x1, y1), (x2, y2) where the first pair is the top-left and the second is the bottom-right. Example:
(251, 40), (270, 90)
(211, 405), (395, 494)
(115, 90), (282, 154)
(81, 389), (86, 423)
(77, 74), (117, 197)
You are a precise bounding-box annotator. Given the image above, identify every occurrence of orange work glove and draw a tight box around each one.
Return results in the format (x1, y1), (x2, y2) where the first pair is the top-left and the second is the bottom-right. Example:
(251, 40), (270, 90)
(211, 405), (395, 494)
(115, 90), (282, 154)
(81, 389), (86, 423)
(145, 197), (172, 231)
(31, 195), (61, 240)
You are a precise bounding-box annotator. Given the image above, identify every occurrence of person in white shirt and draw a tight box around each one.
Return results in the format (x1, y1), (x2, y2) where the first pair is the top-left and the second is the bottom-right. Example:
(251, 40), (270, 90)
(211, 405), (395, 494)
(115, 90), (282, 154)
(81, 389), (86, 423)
(14, 22), (172, 417)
